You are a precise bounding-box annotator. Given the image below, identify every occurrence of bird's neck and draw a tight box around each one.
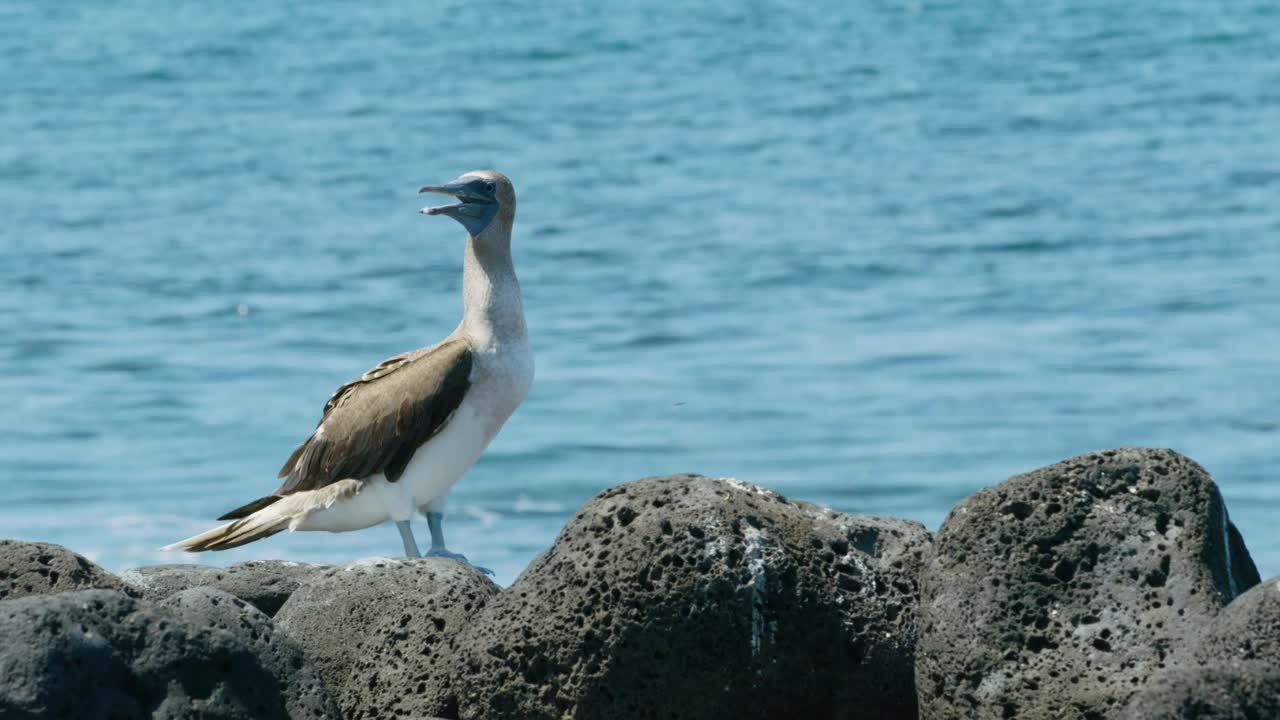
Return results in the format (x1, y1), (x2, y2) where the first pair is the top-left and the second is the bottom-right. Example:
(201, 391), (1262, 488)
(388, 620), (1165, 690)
(460, 224), (526, 347)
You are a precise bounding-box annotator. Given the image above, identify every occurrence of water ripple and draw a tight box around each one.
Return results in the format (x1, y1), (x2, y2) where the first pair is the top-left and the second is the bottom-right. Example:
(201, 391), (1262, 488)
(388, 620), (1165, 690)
(1, 0), (1277, 585)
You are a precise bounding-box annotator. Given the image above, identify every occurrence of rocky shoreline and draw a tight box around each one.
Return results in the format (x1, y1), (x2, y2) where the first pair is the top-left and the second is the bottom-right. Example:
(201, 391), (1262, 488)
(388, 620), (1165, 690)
(1, 447), (1276, 719)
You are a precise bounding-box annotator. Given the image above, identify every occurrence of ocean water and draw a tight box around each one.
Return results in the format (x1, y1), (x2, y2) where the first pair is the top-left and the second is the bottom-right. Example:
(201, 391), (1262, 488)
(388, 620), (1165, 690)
(3, 1), (1278, 586)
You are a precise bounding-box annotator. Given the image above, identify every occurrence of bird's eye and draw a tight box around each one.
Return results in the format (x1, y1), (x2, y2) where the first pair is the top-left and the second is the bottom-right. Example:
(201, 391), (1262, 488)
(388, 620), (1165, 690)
(485, 181), (496, 193)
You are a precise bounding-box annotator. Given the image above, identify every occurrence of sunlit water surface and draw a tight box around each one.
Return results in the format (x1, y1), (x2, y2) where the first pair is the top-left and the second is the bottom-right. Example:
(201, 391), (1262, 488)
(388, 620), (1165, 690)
(3, 1), (1278, 584)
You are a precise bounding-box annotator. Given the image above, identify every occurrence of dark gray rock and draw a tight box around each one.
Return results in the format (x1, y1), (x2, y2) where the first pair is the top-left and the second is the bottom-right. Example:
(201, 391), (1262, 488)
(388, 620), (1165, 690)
(0, 539), (136, 600)
(0, 588), (338, 719)
(121, 559), (327, 616)
(160, 588), (340, 718)
(916, 447), (1260, 720)
(1123, 668), (1280, 720)
(1123, 576), (1280, 719)
(1197, 575), (1280, 667)
(274, 556), (499, 720)
(426, 474), (930, 720)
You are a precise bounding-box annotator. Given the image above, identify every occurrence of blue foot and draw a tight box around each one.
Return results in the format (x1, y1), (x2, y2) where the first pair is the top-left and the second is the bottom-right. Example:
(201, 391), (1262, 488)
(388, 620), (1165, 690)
(426, 546), (493, 575)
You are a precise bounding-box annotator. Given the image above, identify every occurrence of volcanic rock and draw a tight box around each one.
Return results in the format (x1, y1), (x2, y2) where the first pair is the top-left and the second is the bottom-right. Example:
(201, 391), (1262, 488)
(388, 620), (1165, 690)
(274, 556), (499, 720)
(916, 447), (1259, 720)
(0, 539), (135, 601)
(0, 588), (337, 719)
(1123, 576), (1280, 718)
(122, 559), (327, 616)
(425, 474), (930, 720)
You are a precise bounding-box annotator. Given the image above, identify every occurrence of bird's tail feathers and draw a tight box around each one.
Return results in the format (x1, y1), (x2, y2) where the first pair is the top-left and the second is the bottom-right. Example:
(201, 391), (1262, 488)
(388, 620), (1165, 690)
(162, 511), (289, 552)
(217, 494), (283, 521)
(162, 480), (363, 553)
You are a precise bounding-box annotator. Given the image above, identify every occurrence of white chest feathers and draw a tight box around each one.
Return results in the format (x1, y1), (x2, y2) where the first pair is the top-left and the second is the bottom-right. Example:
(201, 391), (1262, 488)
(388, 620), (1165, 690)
(399, 333), (533, 509)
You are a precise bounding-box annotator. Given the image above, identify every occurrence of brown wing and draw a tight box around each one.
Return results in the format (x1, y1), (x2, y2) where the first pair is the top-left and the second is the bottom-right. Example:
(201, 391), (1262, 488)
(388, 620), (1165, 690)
(271, 338), (473, 495)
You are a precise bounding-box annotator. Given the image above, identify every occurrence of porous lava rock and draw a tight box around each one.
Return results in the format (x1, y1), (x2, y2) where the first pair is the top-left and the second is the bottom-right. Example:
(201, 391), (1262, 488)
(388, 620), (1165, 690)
(0, 588), (337, 719)
(0, 539), (136, 600)
(273, 556), (499, 720)
(159, 587), (339, 718)
(1123, 576), (1280, 718)
(425, 474), (930, 720)
(122, 559), (327, 616)
(916, 447), (1260, 720)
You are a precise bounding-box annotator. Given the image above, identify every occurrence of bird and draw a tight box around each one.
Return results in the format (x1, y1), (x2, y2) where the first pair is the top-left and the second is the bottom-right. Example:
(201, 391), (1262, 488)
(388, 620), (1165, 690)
(164, 170), (533, 571)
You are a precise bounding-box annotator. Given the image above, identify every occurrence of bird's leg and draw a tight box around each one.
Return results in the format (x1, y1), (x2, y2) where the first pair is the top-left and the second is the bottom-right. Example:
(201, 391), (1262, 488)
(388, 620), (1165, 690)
(425, 511), (493, 575)
(396, 520), (422, 558)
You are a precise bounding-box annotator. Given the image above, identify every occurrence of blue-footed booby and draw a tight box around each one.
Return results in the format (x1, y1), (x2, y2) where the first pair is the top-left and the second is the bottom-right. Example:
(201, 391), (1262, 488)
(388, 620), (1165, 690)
(165, 170), (532, 570)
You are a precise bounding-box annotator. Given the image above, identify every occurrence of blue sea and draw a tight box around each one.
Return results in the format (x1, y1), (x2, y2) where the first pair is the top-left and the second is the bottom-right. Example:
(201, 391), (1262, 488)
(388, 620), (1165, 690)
(3, 1), (1278, 585)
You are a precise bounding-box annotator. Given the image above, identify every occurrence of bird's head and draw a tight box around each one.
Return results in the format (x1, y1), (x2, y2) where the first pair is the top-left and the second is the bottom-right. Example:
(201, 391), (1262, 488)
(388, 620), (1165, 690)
(419, 170), (515, 239)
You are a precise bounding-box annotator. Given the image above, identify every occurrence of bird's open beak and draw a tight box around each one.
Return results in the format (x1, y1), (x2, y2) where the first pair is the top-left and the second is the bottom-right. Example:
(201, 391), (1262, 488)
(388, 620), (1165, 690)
(419, 180), (488, 217)
(417, 176), (500, 236)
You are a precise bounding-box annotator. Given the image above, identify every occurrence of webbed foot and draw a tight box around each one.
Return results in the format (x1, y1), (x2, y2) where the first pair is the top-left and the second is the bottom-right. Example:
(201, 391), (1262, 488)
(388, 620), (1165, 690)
(426, 546), (493, 575)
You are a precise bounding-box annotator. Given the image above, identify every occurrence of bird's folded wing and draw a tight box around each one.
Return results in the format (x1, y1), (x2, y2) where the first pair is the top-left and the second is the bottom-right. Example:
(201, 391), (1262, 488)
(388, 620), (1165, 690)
(273, 338), (474, 494)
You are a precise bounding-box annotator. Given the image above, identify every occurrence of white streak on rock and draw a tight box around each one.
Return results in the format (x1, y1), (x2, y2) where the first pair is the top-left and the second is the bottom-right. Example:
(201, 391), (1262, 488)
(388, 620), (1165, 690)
(743, 526), (768, 658)
(117, 569), (151, 589)
(342, 556), (403, 571)
(702, 516), (728, 558)
(1220, 506), (1238, 598)
(719, 477), (777, 498)
(801, 503), (848, 533)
